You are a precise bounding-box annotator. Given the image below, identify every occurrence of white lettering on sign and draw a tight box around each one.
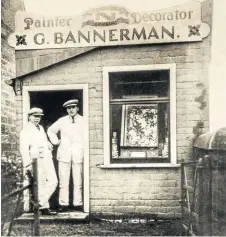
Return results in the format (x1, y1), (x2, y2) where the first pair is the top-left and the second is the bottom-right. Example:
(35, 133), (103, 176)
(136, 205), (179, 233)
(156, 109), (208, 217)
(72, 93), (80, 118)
(131, 10), (194, 24)
(8, 1), (211, 50)
(24, 17), (72, 30)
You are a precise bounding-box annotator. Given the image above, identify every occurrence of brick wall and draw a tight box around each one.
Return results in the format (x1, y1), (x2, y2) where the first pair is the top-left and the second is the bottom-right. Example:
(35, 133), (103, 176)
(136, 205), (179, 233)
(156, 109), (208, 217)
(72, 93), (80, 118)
(1, 0), (24, 160)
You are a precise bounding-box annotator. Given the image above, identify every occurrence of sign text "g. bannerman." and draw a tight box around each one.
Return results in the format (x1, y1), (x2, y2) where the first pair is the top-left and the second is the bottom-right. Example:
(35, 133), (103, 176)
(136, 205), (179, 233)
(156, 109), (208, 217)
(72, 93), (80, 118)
(34, 26), (175, 45)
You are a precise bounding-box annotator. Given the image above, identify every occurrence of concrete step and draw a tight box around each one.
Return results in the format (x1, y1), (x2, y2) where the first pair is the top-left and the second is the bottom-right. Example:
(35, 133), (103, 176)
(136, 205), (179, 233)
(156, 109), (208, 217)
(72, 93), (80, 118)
(16, 211), (89, 223)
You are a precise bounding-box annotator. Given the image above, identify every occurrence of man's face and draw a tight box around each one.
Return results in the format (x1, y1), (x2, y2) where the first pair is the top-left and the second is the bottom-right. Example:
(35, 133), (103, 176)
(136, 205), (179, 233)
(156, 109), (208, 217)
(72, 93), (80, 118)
(29, 115), (41, 126)
(66, 105), (78, 117)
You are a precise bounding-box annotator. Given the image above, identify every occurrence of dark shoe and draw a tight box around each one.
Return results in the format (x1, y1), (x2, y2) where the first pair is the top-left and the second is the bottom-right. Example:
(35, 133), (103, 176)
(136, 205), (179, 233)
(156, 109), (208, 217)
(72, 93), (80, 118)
(57, 205), (69, 213)
(40, 208), (57, 215)
(73, 205), (83, 211)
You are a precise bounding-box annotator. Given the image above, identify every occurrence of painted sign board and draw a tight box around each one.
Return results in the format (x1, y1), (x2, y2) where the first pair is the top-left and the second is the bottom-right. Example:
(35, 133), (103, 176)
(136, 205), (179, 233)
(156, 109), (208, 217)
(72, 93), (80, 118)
(8, 1), (210, 50)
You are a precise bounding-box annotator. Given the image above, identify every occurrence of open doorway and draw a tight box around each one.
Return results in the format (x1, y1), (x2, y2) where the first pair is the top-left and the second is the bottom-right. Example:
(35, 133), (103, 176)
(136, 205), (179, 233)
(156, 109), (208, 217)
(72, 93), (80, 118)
(29, 90), (83, 210)
(22, 84), (89, 213)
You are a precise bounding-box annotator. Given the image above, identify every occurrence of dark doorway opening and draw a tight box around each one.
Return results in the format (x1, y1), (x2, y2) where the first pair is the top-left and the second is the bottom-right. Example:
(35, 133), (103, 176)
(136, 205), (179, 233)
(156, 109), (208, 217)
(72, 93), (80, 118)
(29, 90), (83, 209)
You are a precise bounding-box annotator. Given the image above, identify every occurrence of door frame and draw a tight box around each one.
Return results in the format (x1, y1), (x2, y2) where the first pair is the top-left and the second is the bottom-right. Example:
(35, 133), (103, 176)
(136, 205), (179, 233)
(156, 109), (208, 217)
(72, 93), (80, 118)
(23, 84), (90, 213)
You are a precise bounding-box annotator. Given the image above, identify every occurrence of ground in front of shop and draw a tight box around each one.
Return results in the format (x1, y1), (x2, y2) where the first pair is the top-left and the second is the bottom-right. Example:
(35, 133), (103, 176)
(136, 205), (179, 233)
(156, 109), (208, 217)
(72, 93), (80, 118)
(9, 219), (182, 236)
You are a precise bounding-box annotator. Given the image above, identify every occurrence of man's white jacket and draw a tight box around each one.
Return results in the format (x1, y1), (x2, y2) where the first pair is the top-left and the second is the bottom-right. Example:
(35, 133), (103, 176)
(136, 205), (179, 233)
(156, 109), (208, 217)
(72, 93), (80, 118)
(20, 122), (52, 169)
(47, 115), (84, 164)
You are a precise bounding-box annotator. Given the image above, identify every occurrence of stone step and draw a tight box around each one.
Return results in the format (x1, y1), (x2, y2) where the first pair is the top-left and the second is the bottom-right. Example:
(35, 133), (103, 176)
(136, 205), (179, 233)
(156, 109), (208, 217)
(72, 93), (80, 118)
(16, 211), (89, 223)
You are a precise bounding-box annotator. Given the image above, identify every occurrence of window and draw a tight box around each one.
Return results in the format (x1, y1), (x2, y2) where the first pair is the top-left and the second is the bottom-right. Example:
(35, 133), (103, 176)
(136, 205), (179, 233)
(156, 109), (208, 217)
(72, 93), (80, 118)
(103, 65), (176, 167)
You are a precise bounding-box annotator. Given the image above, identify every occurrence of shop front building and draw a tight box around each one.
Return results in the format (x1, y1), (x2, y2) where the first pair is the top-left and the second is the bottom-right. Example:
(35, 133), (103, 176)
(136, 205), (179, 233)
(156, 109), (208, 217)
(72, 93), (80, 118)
(8, 0), (212, 218)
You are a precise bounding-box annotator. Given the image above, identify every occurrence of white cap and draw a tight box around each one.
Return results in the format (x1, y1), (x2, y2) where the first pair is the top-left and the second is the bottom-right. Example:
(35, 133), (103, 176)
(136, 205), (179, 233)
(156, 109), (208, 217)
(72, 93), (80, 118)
(28, 107), (44, 116)
(63, 99), (78, 108)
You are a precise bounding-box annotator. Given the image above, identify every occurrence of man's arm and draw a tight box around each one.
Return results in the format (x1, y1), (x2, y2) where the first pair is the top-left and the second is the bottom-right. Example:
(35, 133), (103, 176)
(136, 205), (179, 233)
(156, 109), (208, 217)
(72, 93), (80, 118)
(20, 128), (32, 171)
(47, 119), (61, 145)
(40, 126), (53, 151)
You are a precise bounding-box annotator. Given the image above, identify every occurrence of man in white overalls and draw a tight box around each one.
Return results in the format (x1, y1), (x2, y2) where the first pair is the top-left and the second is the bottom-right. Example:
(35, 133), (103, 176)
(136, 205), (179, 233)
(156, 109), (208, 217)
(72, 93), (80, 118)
(47, 99), (84, 212)
(20, 108), (58, 215)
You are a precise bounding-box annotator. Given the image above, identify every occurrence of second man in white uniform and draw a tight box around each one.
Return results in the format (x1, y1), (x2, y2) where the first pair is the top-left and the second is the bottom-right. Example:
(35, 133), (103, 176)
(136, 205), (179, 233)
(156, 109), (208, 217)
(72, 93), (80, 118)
(20, 108), (58, 215)
(47, 99), (84, 212)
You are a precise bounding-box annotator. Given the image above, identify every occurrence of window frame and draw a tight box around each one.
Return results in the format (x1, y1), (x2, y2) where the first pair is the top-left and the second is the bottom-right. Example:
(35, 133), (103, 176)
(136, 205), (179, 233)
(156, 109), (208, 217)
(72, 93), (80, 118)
(103, 64), (177, 168)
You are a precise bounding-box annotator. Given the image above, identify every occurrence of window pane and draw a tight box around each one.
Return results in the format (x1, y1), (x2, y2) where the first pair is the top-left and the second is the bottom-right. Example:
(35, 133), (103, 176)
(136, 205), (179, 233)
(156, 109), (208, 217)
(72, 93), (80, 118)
(110, 104), (122, 159)
(110, 103), (170, 163)
(158, 103), (169, 158)
(109, 70), (169, 100)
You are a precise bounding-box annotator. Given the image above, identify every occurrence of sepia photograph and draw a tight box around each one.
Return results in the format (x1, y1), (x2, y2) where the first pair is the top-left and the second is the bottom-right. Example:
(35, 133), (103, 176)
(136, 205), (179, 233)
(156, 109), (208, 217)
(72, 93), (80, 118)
(1, 0), (226, 236)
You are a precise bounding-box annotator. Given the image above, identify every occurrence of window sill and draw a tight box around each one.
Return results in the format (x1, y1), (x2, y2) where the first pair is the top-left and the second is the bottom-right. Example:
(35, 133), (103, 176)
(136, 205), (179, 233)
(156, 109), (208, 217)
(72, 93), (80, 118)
(99, 163), (180, 169)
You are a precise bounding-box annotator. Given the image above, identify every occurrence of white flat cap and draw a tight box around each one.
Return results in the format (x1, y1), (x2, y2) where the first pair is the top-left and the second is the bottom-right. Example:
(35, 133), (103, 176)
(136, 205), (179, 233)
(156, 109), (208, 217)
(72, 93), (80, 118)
(28, 107), (44, 116)
(63, 99), (78, 108)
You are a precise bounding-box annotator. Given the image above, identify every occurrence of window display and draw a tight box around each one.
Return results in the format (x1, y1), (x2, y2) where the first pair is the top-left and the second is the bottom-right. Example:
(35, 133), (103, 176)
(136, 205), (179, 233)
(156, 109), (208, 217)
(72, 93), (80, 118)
(108, 69), (170, 163)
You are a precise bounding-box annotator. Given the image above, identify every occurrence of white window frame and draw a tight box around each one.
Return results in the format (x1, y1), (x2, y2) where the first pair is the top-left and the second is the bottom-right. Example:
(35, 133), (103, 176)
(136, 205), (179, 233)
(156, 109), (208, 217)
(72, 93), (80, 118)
(102, 64), (179, 168)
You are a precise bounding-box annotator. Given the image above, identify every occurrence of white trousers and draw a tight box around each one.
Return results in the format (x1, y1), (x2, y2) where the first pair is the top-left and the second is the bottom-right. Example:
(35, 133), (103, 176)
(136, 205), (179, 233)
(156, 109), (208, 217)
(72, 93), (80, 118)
(37, 158), (58, 209)
(58, 161), (83, 206)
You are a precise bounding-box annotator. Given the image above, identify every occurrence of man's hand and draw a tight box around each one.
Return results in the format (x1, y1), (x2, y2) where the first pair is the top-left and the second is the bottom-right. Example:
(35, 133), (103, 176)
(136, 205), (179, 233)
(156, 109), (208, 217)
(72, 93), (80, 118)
(26, 169), (32, 177)
(24, 166), (33, 178)
(50, 139), (61, 146)
(48, 142), (53, 151)
(56, 139), (61, 146)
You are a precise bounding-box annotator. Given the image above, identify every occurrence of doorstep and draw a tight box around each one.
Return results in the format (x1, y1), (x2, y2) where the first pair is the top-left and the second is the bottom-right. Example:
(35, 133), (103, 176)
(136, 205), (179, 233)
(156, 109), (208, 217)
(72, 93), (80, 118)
(16, 211), (89, 222)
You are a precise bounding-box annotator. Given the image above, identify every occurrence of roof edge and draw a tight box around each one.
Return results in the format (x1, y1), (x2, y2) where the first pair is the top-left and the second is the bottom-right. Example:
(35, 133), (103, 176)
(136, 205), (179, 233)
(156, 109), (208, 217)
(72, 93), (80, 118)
(6, 46), (99, 86)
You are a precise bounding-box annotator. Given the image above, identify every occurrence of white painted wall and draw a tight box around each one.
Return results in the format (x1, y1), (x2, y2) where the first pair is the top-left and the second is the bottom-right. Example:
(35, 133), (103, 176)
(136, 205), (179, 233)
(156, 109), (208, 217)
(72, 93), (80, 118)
(209, 0), (226, 131)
